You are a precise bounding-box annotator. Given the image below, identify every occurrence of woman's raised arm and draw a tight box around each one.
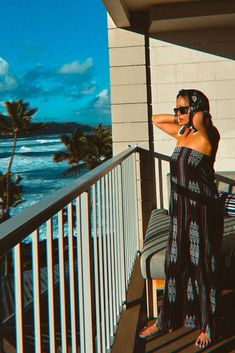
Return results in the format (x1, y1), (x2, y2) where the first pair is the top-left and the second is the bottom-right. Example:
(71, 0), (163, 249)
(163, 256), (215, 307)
(152, 114), (180, 139)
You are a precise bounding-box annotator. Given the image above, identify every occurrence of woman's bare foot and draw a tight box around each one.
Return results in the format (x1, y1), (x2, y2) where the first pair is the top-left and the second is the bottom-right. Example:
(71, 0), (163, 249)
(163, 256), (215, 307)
(139, 322), (159, 339)
(195, 332), (211, 348)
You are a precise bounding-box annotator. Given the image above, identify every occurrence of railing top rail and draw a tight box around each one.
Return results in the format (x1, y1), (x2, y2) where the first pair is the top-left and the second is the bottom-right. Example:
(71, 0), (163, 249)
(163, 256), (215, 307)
(214, 173), (235, 187)
(152, 150), (171, 162)
(0, 146), (137, 256)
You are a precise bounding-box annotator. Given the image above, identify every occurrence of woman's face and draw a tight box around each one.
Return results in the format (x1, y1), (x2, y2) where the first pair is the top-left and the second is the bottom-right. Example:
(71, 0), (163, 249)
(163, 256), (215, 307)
(175, 95), (190, 126)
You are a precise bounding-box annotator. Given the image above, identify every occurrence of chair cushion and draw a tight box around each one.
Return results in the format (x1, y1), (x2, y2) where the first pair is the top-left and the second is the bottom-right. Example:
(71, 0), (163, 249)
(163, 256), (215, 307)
(219, 192), (235, 217)
(224, 193), (235, 217)
(224, 216), (235, 236)
(140, 209), (170, 279)
(141, 207), (235, 282)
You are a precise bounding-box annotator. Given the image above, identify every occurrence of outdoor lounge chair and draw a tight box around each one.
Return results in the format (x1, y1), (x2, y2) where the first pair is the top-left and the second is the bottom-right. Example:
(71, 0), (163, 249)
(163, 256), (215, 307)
(140, 194), (235, 318)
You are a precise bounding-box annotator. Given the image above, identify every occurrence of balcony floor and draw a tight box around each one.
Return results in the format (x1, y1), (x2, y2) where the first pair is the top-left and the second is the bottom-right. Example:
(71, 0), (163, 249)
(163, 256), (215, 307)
(111, 256), (235, 353)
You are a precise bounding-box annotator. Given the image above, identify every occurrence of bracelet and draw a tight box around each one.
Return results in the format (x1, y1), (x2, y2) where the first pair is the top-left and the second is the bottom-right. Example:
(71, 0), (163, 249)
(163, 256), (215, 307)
(173, 115), (178, 124)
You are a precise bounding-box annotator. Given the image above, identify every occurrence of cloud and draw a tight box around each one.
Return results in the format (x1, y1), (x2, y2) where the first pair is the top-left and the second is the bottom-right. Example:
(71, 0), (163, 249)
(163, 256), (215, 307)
(0, 58), (18, 94)
(0, 57), (110, 125)
(94, 89), (109, 108)
(0, 58), (9, 76)
(75, 89), (111, 125)
(58, 58), (93, 74)
(0, 58), (95, 102)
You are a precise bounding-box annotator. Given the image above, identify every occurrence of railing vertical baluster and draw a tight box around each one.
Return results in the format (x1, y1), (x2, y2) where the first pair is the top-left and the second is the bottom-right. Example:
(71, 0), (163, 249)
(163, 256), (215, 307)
(122, 160), (127, 287)
(32, 229), (42, 353)
(118, 163), (127, 305)
(110, 169), (117, 329)
(92, 184), (102, 353)
(76, 197), (85, 353)
(46, 218), (56, 353)
(101, 177), (110, 350)
(128, 157), (132, 279)
(58, 210), (68, 353)
(130, 154), (137, 260)
(133, 152), (140, 254)
(125, 158), (130, 283)
(158, 158), (164, 209)
(128, 156), (133, 272)
(14, 243), (24, 353)
(97, 180), (106, 352)
(105, 173), (114, 341)
(130, 156), (135, 266)
(129, 156), (133, 263)
(68, 202), (77, 353)
(114, 167), (121, 314)
(80, 192), (94, 353)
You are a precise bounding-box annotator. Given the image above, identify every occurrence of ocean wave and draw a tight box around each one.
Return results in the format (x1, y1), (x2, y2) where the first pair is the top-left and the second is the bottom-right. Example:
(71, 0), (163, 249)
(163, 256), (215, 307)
(16, 151), (56, 157)
(36, 138), (60, 144)
(36, 139), (48, 144)
(20, 146), (32, 152)
(1, 136), (61, 147)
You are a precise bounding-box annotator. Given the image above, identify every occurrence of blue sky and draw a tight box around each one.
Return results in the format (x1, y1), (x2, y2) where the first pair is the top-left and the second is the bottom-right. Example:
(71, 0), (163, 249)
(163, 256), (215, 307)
(0, 0), (111, 125)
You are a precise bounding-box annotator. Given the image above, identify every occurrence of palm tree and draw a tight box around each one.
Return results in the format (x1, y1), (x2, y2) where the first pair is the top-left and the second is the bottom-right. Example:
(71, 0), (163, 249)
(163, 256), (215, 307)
(0, 100), (40, 215)
(84, 124), (112, 170)
(53, 129), (87, 176)
(0, 172), (23, 223)
(0, 172), (23, 275)
(53, 124), (112, 175)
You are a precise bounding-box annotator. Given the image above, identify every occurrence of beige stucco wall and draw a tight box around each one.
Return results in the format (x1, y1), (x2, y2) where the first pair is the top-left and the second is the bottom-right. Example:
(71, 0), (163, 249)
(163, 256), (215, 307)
(108, 15), (150, 155)
(150, 38), (235, 173)
(108, 16), (235, 173)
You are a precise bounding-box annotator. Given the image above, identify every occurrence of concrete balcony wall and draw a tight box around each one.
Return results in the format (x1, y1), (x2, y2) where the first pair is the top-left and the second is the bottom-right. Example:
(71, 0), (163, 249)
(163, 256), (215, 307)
(149, 36), (235, 174)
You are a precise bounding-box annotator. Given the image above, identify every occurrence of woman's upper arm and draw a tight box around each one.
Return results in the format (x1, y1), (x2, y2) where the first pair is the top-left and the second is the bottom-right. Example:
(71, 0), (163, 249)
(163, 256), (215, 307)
(152, 114), (180, 139)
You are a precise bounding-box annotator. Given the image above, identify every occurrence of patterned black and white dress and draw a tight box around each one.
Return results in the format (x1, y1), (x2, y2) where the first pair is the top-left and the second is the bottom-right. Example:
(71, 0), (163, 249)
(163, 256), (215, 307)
(157, 146), (223, 340)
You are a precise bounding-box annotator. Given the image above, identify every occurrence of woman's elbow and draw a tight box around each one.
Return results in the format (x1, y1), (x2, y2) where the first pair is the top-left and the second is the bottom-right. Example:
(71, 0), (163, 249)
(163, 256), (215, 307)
(152, 114), (160, 126)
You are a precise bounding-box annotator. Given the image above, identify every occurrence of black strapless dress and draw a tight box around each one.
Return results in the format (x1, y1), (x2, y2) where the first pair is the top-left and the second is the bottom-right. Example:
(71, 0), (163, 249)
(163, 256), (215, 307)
(157, 146), (223, 340)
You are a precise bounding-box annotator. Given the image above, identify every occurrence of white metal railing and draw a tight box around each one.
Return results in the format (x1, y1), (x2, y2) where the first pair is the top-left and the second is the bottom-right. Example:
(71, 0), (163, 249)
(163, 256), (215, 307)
(0, 147), (140, 353)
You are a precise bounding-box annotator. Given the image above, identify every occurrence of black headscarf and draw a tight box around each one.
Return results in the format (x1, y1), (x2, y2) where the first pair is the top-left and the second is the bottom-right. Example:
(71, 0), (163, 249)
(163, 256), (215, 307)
(177, 89), (210, 133)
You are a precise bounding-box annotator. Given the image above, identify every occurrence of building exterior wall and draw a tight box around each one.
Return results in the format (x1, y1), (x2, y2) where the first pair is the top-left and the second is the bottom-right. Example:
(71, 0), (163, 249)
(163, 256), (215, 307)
(107, 14), (235, 239)
(108, 15), (150, 155)
(150, 38), (235, 173)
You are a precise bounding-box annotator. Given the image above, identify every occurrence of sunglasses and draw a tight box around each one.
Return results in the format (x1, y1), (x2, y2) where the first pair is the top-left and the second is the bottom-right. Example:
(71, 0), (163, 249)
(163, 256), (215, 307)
(174, 106), (189, 115)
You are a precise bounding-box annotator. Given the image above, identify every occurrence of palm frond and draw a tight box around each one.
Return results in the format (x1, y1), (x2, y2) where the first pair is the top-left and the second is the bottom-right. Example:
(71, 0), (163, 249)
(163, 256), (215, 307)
(0, 115), (12, 134)
(63, 164), (83, 176)
(23, 108), (38, 117)
(53, 151), (70, 163)
(60, 134), (71, 146)
(4, 101), (19, 117)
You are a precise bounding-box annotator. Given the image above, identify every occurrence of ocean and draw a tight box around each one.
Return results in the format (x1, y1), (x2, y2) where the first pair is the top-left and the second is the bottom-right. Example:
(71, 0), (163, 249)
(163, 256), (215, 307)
(0, 134), (82, 219)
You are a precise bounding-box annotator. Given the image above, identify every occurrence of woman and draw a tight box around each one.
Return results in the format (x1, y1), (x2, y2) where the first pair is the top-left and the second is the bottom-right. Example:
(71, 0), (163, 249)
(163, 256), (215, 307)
(140, 89), (223, 348)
